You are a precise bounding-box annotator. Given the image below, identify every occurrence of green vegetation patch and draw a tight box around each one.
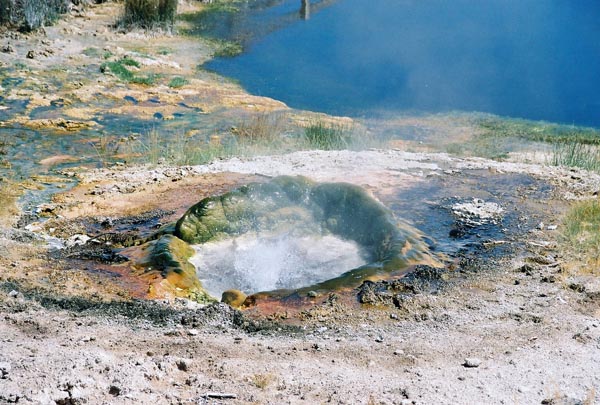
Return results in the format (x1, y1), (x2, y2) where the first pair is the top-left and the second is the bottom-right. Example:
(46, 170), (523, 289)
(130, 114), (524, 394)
(100, 58), (157, 86)
(447, 115), (600, 162)
(210, 39), (243, 58)
(304, 121), (355, 150)
(477, 117), (600, 145)
(168, 76), (188, 88)
(551, 143), (600, 172)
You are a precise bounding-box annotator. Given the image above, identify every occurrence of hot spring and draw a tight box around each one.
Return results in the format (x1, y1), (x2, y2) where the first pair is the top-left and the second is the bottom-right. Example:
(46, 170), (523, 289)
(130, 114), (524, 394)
(150, 175), (439, 303)
(190, 232), (367, 297)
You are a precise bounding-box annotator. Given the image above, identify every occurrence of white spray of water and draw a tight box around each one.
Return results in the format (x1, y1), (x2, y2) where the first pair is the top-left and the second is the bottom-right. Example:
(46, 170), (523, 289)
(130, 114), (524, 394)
(189, 233), (367, 298)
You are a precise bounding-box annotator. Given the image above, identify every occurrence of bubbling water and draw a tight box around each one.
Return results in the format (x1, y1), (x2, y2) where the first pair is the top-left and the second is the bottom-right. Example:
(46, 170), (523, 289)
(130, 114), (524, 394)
(189, 232), (368, 297)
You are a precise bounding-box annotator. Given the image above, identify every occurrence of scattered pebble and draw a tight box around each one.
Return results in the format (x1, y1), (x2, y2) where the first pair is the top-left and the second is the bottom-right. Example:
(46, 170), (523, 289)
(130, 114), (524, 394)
(176, 359), (190, 372)
(108, 385), (121, 396)
(0, 362), (11, 379)
(463, 358), (481, 368)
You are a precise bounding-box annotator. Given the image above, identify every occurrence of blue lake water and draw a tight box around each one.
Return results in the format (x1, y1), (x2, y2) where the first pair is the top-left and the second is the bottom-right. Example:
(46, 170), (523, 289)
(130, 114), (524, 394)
(201, 0), (600, 128)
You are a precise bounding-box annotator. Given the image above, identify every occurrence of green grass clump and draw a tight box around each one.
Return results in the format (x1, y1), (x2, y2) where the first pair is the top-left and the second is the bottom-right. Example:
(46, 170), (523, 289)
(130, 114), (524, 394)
(562, 199), (600, 269)
(168, 76), (188, 88)
(121, 0), (177, 30)
(477, 117), (600, 145)
(304, 122), (354, 150)
(100, 59), (156, 85)
(550, 143), (600, 172)
(120, 58), (141, 68)
(211, 40), (243, 58)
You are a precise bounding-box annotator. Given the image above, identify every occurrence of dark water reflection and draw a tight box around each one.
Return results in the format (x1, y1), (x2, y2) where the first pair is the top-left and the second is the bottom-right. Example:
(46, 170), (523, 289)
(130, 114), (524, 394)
(202, 0), (600, 127)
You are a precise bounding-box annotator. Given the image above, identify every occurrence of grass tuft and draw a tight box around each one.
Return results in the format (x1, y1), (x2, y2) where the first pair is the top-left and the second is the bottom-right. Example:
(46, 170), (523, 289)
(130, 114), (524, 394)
(561, 198), (600, 271)
(304, 121), (354, 150)
(168, 76), (188, 88)
(250, 373), (275, 390)
(0, 179), (21, 226)
(120, 0), (177, 30)
(550, 143), (600, 172)
(1, 0), (68, 31)
(100, 59), (157, 86)
(210, 39), (243, 58)
(231, 112), (286, 145)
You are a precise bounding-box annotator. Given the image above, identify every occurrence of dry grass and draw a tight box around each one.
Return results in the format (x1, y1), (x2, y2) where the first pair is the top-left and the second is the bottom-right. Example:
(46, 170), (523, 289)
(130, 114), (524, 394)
(0, 179), (21, 226)
(560, 198), (600, 274)
(231, 112), (287, 144)
(250, 373), (276, 390)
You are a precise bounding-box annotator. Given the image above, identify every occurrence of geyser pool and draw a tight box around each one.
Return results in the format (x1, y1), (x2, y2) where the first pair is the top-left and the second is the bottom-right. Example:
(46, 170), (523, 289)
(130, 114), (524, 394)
(189, 232), (367, 297)
(146, 175), (439, 303)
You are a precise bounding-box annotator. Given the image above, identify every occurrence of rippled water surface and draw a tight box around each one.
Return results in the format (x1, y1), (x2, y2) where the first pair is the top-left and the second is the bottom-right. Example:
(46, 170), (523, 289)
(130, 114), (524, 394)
(202, 0), (600, 127)
(190, 233), (367, 297)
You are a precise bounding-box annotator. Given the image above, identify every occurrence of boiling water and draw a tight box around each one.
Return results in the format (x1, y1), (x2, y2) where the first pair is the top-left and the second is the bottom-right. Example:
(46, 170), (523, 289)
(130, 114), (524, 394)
(189, 232), (367, 297)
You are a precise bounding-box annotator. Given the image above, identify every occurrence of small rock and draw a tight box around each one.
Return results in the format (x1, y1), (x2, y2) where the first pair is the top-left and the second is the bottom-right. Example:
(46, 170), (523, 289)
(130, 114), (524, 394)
(0, 362), (12, 378)
(547, 224), (558, 231)
(187, 329), (198, 336)
(463, 357), (481, 368)
(26, 50), (34, 59)
(1, 44), (14, 53)
(375, 335), (384, 343)
(108, 385), (121, 396)
(307, 291), (318, 298)
(8, 290), (19, 298)
(541, 275), (556, 283)
(176, 359), (190, 372)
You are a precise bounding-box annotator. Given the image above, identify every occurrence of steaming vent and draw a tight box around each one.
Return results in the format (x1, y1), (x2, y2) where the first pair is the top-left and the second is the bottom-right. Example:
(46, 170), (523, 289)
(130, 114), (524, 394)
(190, 232), (367, 297)
(174, 176), (437, 299)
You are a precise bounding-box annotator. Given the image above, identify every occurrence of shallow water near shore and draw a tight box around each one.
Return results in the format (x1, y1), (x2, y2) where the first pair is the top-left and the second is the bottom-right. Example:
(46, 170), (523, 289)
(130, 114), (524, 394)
(201, 0), (600, 127)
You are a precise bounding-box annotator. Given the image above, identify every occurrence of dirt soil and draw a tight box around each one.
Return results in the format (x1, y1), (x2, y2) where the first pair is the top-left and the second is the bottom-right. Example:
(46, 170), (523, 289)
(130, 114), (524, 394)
(1, 3), (600, 405)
